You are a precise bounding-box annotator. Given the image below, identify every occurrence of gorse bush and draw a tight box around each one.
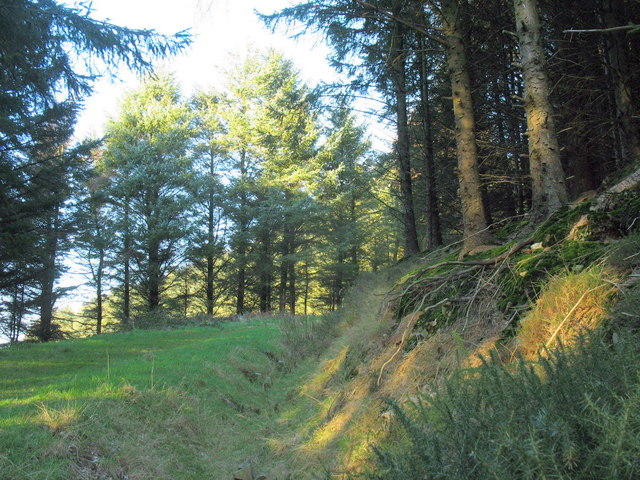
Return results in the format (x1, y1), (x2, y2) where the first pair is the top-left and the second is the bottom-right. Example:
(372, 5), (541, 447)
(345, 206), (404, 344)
(365, 331), (640, 479)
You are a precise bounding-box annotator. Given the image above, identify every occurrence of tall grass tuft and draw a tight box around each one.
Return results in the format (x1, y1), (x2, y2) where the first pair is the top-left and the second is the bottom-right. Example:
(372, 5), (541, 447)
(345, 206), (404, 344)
(365, 330), (640, 479)
(279, 314), (340, 368)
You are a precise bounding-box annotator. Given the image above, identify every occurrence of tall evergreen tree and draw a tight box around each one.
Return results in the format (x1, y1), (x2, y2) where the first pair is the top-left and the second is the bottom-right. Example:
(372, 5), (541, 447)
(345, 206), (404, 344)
(105, 75), (194, 314)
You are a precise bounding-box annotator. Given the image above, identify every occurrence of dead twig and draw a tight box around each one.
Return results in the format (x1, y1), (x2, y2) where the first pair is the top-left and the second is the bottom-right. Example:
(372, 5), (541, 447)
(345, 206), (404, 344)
(377, 297), (451, 386)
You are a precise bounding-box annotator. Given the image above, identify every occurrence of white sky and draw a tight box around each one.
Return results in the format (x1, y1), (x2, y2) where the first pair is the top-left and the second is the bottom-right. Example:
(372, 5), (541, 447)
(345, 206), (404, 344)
(74, 0), (341, 139)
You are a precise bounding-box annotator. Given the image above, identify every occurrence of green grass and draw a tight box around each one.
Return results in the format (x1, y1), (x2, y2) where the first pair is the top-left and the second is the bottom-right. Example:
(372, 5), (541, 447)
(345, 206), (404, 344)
(0, 318), (321, 479)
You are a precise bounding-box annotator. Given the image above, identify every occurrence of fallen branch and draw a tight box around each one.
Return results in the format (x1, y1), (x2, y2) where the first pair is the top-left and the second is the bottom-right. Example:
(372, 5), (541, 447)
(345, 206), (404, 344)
(377, 297), (450, 386)
(564, 25), (639, 34)
(404, 235), (536, 284)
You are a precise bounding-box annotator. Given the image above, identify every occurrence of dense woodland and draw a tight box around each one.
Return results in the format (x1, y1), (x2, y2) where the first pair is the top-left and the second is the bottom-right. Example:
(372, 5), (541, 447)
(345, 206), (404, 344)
(1, 0), (639, 342)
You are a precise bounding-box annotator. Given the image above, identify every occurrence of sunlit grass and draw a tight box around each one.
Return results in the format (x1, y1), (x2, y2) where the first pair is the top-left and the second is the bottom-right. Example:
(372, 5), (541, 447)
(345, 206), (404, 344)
(0, 318), (320, 479)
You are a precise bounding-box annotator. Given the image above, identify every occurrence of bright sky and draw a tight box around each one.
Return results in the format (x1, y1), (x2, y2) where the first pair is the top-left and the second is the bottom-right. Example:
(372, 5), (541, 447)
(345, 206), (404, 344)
(74, 0), (340, 139)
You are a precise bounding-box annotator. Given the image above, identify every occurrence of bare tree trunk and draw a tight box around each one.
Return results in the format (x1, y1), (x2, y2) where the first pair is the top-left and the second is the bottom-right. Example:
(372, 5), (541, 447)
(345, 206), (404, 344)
(603, 0), (640, 164)
(123, 198), (131, 326)
(236, 149), (249, 315)
(96, 246), (104, 335)
(303, 261), (310, 315)
(441, 0), (493, 253)
(288, 260), (296, 315)
(278, 260), (288, 313)
(418, 34), (443, 248)
(147, 239), (161, 311)
(38, 205), (60, 341)
(206, 148), (216, 316)
(390, 3), (420, 256)
(514, 0), (568, 217)
(258, 229), (272, 313)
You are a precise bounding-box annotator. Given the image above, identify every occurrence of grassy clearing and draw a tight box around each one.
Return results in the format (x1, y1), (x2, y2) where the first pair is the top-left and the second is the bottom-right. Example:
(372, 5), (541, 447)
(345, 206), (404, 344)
(0, 317), (324, 479)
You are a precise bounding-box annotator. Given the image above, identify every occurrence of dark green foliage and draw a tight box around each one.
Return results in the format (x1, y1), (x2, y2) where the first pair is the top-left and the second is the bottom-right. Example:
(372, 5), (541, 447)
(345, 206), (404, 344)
(0, 0), (190, 339)
(608, 232), (640, 270)
(365, 330), (640, 479)
(610, 284), (640, 332)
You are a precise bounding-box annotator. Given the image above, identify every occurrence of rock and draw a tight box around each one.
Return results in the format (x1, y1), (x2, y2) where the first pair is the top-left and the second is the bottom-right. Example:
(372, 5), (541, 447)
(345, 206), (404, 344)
(567, 214), (589, 240)
(234, 461), (254, 480)
(530, 242), (544, 251)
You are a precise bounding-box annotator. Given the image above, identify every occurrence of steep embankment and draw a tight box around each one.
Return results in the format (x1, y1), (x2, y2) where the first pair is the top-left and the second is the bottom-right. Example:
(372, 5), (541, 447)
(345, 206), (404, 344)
(267, 192), (640, 477)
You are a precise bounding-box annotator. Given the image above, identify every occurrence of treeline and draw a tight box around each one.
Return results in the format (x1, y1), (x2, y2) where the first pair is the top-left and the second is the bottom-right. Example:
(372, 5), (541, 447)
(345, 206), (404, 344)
(75, 56), (399, 337)
(1, 35), (402, 341)
(265, 0), (640, 252)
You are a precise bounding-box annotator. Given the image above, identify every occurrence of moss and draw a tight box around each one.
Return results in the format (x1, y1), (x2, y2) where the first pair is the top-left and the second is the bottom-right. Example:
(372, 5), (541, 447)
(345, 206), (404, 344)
(533, 202), (592, 245)
(493, 217), (529, 241)
(497, 240), (606, 313)
(590, 188), (640, 238)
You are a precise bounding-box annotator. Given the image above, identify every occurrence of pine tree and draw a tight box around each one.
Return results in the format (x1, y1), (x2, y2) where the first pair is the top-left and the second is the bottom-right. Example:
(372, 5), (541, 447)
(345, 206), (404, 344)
(105, 75), (194, 314)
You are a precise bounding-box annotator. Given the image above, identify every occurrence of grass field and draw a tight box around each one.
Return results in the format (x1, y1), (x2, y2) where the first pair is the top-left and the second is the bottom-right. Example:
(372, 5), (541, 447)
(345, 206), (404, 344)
(0, 317), (321, 479)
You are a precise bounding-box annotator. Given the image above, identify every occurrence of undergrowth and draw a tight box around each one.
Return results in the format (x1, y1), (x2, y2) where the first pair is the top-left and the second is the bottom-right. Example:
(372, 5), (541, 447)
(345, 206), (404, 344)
(364, 330), (640, 480)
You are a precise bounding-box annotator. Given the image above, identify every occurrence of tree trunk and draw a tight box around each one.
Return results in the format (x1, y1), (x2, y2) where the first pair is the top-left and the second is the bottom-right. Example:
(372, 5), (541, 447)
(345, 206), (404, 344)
(390, 4), (420, 256)
(38, 204), (60, 341)
(417, 34), (443, 248)
(236, 149), (249, 315)
(603, 0), (640, 164)
(206, 146), (216, 316)
(303, 261), (310, 315)
(147, 239), (161, 311)
(258, 229), (272, 313)
(96, 247), (104, 335)
(514, 0), (568, 217)
(123, 198), (131, 326)
(441, 0), (493, 253)
(288, 260), (296, 315)
(278, 260), (288, 313)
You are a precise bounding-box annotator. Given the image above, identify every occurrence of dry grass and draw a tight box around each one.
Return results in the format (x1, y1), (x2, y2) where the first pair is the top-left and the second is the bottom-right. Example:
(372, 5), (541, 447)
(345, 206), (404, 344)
(35, 402), (86, 434)
(516, 266), (618, 357)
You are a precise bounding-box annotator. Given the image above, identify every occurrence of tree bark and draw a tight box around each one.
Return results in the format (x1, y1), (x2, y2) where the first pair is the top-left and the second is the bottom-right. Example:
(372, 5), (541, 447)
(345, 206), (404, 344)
(441, 0), (493, 253)
(390, 3), (420, 256)
(417, 34), (443, 248)
(236, 149), (249, 315)
(38, 204), (60, 341)
(206, 146), (216, 316)
(514, 0), (568, 217)
(96, 245), (104, 335)
(602, 0), (640, 165)
(123, 198), (131, 326)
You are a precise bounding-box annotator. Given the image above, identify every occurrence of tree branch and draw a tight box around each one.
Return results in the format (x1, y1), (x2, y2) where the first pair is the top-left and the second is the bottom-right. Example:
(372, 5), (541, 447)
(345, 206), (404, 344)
(351, 0), (446, 45)
(564, 24), (639, 34)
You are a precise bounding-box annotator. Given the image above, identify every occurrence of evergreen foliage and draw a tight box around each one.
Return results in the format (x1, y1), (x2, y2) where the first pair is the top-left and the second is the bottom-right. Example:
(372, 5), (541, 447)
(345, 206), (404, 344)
(365, 331), (640, 479)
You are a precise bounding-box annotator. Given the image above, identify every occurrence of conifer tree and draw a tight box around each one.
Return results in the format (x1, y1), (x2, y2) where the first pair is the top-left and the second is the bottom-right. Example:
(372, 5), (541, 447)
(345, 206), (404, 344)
(105, 75), (194, 314)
